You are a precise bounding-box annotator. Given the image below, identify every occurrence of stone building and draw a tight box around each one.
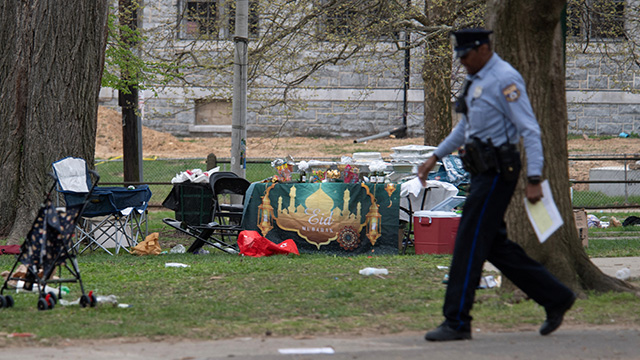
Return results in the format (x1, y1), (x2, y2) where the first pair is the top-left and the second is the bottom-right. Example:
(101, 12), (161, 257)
(99, 0), (640, 139)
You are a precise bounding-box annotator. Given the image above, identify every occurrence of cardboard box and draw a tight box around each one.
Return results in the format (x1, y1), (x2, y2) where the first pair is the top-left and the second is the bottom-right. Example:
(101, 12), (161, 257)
(573, 209), (588, 247)
(413, 211), (460, 254)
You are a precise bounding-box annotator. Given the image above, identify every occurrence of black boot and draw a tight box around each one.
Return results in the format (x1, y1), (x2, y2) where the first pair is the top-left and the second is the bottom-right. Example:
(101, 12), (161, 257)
(540, 293), (576, 336)
(425, 324), (471, 341)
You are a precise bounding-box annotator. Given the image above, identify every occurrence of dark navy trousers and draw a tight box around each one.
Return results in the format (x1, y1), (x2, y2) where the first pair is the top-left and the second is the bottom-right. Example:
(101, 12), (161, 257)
(442, 166), (574, 332)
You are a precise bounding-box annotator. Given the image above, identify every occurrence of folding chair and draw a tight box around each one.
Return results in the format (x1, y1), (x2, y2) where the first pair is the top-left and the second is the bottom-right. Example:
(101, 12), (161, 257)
(52, 157), (152, 255)
(163, 172), (251, 254)
(399, 179), (459, 254)
(1, 172), (99, 310)
(209, 172), (248, 227)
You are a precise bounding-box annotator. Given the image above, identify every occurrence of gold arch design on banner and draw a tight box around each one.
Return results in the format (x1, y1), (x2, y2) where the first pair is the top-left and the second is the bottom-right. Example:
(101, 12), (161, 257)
(274, 184), (365, 249)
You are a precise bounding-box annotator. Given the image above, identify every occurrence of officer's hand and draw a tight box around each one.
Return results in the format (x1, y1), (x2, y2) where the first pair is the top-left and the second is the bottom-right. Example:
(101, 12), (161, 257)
(417, 155), (438, 187)
(525, 183), (543, 204)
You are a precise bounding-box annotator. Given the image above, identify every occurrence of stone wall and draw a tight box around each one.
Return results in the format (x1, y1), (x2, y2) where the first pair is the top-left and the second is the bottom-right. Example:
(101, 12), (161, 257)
(99, 0), (640, 139)
(566, 48), (640, 135)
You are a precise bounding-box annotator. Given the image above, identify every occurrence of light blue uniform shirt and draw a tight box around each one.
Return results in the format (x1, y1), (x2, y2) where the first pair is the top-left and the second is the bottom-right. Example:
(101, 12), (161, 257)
(433, 53), (544, 177)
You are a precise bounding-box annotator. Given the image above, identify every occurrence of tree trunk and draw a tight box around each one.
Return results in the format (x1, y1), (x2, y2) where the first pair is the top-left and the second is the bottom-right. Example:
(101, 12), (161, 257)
(422, 0), (454, 146)
(0, 1), (109, 244)
(486, 0), (635, 293)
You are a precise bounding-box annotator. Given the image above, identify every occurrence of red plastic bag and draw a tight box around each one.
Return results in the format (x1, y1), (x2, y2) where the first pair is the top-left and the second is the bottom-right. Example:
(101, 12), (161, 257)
(237, 230), (299, 257)
(0, 245), (20, 255)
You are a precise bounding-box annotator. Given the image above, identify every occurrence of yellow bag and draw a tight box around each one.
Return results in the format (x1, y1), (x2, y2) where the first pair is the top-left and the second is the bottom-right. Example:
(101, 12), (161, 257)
(131, 232), (162, 256)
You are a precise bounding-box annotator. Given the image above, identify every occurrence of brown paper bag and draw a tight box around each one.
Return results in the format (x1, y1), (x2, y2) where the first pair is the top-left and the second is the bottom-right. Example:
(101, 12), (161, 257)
(131, 232), (162, 256)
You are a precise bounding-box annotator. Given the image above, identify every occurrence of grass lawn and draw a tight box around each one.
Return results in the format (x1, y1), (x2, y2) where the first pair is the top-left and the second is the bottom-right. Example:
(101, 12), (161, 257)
(0, 210), (638, 344)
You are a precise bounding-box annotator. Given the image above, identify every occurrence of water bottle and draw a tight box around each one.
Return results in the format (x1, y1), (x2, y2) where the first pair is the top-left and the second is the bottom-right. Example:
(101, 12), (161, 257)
(96, 294), (118, 306)
(359, 267), (389, 276)
(170, 244), (186, 254)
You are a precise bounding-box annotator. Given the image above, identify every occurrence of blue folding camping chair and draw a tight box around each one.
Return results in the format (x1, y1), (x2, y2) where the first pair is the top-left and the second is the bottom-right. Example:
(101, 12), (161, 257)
(52, 157), (152, 255)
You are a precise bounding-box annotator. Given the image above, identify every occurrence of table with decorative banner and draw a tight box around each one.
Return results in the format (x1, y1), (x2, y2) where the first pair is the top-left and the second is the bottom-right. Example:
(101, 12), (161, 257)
(241, 182), (400, 255)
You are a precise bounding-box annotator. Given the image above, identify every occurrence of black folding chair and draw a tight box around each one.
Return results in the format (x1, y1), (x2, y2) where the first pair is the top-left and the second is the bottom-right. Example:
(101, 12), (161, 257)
(163, 172), (251, 254)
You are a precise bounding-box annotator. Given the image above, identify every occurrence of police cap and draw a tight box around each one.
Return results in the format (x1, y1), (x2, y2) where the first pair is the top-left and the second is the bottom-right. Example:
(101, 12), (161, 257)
(451, 28), (493, 58)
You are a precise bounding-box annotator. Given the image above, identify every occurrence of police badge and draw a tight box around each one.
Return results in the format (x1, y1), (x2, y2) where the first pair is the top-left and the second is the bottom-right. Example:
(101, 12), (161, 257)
(502, 84), (520, 102)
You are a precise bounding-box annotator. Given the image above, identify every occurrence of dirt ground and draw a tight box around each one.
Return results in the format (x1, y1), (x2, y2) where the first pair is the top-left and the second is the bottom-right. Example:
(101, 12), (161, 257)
(97, 106), (640, 183)
(96, 106), (421, 159)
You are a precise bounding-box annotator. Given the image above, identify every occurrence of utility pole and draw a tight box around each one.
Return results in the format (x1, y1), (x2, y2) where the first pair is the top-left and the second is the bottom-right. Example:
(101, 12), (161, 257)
(231, 0), (248, 177)
(119, 0), (143, 184)
(400, 0), (411, 139)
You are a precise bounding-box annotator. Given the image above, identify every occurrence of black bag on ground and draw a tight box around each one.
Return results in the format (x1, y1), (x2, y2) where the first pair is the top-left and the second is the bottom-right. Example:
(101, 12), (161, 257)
(622, 216), (640, 227)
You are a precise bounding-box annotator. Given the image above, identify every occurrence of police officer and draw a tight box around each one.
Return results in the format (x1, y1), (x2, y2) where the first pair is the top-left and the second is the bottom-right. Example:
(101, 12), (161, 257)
(417, 28), (576, 342)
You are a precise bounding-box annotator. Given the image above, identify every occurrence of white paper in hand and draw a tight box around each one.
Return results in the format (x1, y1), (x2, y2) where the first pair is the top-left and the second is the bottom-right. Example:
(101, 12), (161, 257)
(524, 180), (564, 243)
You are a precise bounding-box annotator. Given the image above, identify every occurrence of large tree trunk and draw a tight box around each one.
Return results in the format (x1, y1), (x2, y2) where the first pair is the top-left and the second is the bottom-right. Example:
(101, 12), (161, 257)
(422, 0), (453, 146)
(486, 0), (635, 293)
(0, 1), (109, 244)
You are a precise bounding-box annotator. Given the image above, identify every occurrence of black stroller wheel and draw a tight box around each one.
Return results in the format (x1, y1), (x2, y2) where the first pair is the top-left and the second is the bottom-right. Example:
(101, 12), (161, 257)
(0, 296), (6, 308)
(89, 292), (97, 307)
(5, 295), (14, 308)
(46, 293), (57, 307)
(79, 294), (90, 308)
(37, 297), (50, 311)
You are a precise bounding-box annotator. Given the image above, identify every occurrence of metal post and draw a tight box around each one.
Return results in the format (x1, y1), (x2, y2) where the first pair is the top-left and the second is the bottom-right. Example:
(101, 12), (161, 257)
(401, 0), (411, 136)
(624, 154), (629, 203)
(231, 0), (248, 178)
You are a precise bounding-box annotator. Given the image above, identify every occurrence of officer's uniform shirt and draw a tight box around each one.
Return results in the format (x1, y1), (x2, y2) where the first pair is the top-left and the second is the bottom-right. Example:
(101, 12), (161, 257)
(433, 53), (543, 177)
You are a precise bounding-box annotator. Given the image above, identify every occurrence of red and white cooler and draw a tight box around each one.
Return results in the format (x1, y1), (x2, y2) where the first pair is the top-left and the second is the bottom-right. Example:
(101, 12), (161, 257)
(413, 210), (461, 254)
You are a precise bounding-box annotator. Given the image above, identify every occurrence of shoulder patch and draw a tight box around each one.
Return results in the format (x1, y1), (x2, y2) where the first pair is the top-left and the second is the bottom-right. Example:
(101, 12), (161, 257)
(502, 84), (520, 102)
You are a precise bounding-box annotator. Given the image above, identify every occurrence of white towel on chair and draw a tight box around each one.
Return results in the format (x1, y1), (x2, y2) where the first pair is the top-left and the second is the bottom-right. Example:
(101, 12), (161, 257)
(399, 178), (458, 222)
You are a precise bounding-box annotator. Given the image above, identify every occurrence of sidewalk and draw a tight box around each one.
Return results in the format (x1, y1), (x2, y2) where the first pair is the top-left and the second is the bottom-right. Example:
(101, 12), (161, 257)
(3, 329), (639, 360)
(485, 256), (640, 279)
(590, 257), (640, 278)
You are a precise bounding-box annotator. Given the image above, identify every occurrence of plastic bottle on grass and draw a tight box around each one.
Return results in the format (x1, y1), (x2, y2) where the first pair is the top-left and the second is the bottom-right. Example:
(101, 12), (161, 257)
(170, 244), (186, 254)
(96, 294), (118, 306)
(359, 267), (389, 276)
(616, 268), (631, 280)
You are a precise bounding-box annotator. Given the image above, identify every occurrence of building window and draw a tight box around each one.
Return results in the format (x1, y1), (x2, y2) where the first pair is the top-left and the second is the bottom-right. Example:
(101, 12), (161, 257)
(567, 0), (625, 40)
(324, 4), (358, 37)
(318, 0), (399, 42)
(195, 99), (232, 126)
(178, 0), (259, 40)
(182, 0), (219, 39)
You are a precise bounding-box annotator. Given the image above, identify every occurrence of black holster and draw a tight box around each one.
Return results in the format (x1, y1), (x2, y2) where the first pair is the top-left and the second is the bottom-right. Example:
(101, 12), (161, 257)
(460, 137), (499, 175)
(460, 138), (520, 181)
(496, 143), (520, 181)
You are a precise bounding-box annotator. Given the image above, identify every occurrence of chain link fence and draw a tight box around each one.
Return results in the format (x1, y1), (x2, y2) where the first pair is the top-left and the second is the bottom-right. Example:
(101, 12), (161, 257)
(95, 154), (640, 210)
(95, 157), (339, 208)
(569, 154), (640, 209)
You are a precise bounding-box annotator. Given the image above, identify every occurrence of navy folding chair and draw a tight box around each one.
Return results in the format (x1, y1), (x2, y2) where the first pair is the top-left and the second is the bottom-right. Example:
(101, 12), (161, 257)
(53, 157), (152, 255)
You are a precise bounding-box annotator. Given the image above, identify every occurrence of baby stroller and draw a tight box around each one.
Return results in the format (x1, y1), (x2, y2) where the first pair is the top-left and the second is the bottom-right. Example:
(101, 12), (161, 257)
(0, 172), (99, 310)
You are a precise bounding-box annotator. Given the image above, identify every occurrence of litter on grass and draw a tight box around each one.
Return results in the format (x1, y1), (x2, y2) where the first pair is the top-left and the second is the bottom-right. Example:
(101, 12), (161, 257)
(165, 262), (190, 268)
